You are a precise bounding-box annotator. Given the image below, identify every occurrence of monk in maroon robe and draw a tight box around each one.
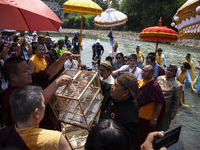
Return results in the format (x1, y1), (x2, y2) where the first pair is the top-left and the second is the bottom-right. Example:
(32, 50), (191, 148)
(134, 65), (165, 150)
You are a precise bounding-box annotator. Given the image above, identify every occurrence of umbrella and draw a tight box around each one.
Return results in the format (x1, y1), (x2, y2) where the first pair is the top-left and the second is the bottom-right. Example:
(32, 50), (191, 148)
(0, 0), (63, 32)
(172, 0), (200, 39)
(140, 18), (178, 54)
(62, 0), (103, 63)
(94, 1), (127, 28)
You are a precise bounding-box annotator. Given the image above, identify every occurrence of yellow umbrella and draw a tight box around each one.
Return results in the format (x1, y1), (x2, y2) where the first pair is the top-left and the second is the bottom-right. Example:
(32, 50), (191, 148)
(62, 0), (103, 63)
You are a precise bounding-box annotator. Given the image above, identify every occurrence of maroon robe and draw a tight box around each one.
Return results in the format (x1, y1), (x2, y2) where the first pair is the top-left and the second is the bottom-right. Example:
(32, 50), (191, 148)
(0, 125), (29, 150)
(134, 80), (165, 150)
(3, 70), (60, 130)
(136, 80), (165, 122)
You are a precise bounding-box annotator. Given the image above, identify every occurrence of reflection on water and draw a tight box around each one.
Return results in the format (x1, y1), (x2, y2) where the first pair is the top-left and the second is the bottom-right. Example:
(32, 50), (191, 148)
(51, 33), (200, 150)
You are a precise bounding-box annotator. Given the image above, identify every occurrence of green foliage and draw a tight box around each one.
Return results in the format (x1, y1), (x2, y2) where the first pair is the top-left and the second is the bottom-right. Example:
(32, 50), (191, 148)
(62, 14), (95, 29)
(44, 0), (185, 32)
(121, 0), (185, 31)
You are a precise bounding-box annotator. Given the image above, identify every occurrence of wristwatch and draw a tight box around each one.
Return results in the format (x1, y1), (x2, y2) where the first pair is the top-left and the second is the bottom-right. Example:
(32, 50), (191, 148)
(153, 118), (157, 121)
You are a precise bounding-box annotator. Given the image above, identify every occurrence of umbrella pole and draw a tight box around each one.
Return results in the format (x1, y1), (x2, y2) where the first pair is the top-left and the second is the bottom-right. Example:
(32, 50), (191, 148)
(78, 13), (83, 65)
(155, 41), (158, 55)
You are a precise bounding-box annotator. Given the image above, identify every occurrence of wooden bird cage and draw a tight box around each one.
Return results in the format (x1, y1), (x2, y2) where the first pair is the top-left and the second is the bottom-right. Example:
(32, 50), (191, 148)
(49, 70), (103, 130)
(62, 123), (88, 150)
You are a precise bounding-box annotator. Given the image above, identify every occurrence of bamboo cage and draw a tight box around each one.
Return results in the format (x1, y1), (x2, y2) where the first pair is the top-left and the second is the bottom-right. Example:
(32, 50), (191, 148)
(49, 70), (103, 130)
(61, 123), (88, 150)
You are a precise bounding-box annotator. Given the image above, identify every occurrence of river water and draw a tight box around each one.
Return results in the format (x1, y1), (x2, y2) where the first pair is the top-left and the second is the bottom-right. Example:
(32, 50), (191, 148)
(50, 32), (200, 150)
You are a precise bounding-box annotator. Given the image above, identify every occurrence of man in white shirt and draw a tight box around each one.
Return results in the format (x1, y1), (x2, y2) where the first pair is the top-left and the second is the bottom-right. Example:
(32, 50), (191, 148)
(107, 42), (120, 64)
(112, 54), (142, 81)
(64, 55), (78, 70)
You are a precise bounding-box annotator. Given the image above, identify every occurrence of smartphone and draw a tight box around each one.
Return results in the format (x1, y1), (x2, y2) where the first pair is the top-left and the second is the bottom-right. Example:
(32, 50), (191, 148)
(153, 125), (182, 150)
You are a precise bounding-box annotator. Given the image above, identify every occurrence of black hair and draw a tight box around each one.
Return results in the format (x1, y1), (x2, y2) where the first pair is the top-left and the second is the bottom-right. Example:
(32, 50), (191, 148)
(106, 56), (112, 62)
(146, 53), (156, 62)
(128, 54), (137, 60)
(116, 53), (124, 58)
(85, 119), (130, 150)
(186, 53), (191, 59)
(183, 62), (191, 70)
(2, 57), (25, 82)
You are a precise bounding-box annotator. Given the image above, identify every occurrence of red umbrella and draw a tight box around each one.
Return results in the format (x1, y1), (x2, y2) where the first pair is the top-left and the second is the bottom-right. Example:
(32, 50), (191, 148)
(0, 0), (63, 32)
(140, 18), (178, 54)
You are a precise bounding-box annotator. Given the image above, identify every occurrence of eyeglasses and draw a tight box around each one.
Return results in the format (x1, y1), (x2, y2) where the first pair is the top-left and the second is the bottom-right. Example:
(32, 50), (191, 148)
(116, 57), (122, 59)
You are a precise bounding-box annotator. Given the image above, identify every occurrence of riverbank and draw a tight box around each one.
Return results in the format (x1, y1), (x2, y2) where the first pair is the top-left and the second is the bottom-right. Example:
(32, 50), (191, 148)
(59, 28), (200, 48)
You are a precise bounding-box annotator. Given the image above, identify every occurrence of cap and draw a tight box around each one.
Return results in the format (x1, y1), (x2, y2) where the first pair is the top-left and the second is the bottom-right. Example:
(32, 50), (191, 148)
(114, 42), (118, 47)
(58, 39), (65, 44)
(96, 39), (100, 44)
(24, 31), (28, 33)
(100, 60), (112, 70)
(45, 36), (50, 39)
(32, 32), (37, 36)
(128, 54), (137, 60)
(38, 35), (44, 39)
(16, 32), (20, 36)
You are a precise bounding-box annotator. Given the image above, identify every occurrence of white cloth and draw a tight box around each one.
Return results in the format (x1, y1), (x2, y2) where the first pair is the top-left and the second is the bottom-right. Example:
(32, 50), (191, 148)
(92, 60), (98, 72)
(64, 59), (78, 70)
(160, 54), (166, 68)
(119, 65), (142, 81)
(102, 74), (115, 85)
(176, 68), (192, 91)
(107, 49), (120, 64)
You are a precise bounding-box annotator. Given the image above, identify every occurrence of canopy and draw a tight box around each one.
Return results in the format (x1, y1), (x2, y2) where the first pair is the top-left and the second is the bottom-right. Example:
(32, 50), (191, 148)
(62, 0), (103, 64)
(140, 18), (178, 53)
(173, 0), (200, 39)
(94, 6), (127, 28)
(0, 0), (63, 32)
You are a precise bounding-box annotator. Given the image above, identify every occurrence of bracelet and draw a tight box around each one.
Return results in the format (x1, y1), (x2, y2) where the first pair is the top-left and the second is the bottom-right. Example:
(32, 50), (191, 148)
(153, 118), (157, 121)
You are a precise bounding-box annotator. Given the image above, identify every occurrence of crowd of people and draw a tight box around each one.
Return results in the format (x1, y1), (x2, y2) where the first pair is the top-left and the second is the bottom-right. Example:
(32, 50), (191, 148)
(0, 31), (199, 150)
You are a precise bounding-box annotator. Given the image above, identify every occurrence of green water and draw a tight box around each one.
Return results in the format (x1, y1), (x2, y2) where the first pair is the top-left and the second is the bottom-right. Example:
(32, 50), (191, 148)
(51, 32), (200, 150)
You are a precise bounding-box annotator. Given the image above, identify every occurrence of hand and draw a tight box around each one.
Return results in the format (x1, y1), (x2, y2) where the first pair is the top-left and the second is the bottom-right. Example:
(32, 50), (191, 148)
(140, 131), (166, 150)
(192, 88), (197, 93)
(60, 51), (73, 61)
(55, 75), (73, 87)
(149, 119), (157, 128)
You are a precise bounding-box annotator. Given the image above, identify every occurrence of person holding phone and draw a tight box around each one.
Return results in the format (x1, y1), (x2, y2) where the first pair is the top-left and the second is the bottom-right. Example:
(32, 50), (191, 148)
(15, 36), (32, 61)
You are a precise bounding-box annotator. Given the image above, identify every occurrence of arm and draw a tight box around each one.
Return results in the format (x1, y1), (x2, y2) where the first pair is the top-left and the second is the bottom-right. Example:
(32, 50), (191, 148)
(28, 59), (34, 73)
(112, 69), (120, 77)
(0, 42), (11, 59)
(59, 135), (72, 150)
(46, 51), (72, 80)
(15, 43), (21, 57)
(42, 75), (72, 104)
(186, 72), (197, 93)
(149, 103), (162, 128)
(15, 37), (24, 57)
(27, 42), (33, 56)
(171, 85), (182, 120)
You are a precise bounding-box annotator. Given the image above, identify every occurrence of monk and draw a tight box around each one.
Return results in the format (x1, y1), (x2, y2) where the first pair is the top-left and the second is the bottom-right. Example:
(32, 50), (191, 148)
(134, 65), (165, 150)
(2, 51), (73, 130)
(0, 86), (71, 150)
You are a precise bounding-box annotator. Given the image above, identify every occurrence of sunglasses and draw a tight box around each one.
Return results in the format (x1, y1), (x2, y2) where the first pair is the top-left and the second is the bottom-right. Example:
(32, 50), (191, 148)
(124, 60), (128, 62)
(116, 57), (122, 59)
